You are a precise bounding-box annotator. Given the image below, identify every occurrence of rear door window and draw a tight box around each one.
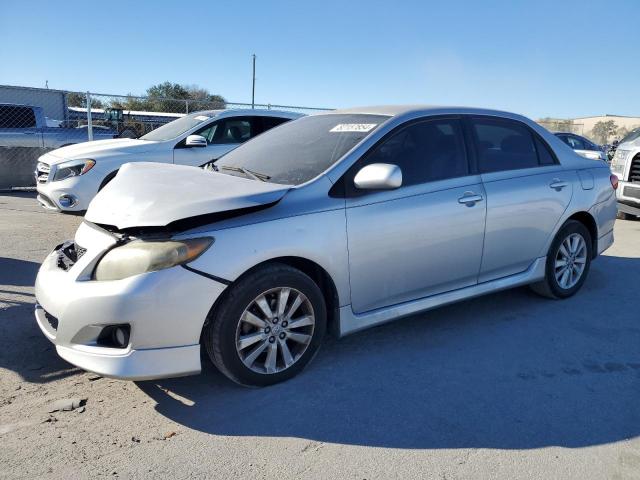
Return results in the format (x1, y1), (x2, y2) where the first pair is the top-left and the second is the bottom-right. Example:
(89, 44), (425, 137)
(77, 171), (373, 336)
(0, 105), (36, 128)
(471, 118), (539, 173)
(260, 116), (291, 133)
(566, 135), (587, 150)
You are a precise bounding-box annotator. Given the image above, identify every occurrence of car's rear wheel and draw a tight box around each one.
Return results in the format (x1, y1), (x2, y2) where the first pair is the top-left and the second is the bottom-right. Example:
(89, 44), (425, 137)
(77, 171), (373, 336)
(530, 220), (592, 299)
(203, 264), (326, 387)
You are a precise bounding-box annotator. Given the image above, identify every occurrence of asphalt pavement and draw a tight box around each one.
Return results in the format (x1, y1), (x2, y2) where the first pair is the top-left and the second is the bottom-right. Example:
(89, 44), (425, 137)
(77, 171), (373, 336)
(1, 191), (639, 479)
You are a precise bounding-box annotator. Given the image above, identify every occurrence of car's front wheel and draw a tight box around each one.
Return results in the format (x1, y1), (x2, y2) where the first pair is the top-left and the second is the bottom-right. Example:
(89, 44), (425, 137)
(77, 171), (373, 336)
(203, 263), (326, 387)
(530, 220), (592, 299)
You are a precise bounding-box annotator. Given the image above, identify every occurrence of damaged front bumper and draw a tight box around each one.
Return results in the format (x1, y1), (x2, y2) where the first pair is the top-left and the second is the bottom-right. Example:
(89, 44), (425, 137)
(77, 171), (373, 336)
(34, 221), (227, 380)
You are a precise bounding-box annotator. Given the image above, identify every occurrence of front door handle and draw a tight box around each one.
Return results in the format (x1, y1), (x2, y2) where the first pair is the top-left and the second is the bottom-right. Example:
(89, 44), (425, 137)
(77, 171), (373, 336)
(549, 179), (568, 190)
(458, 192), (484, 206)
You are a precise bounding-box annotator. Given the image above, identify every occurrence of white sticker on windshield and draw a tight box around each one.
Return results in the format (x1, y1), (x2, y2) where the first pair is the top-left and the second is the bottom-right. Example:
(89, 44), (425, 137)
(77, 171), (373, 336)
(330, 123), (378, 133)
(195, 115), (210, 121)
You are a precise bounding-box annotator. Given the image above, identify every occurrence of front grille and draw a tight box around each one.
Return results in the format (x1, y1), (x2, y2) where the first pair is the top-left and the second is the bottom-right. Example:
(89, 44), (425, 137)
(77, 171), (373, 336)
(623, 186), (640, 200)
(55, 241), (86, 271)
(36, 162), (51, 184)
(630, 156), (640, 183)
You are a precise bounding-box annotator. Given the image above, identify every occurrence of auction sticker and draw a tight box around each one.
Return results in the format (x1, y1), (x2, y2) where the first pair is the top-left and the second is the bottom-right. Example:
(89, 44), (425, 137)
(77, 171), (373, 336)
(330, 124), (378, 133)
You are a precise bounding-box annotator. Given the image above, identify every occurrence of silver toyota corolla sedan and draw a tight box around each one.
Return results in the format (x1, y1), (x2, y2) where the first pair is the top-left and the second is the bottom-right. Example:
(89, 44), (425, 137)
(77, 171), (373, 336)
(35, 105), (618, 386)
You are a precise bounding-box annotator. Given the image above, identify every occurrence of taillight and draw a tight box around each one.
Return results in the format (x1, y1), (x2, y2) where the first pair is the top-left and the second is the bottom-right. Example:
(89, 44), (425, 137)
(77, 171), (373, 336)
(610, 174), (619, 190)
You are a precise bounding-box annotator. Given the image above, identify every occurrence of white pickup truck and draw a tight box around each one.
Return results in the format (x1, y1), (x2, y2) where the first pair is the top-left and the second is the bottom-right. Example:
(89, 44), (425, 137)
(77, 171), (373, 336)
(610, 128), (640, 219)
(0, 103), (116, 188)
(36, 109), (302, 212)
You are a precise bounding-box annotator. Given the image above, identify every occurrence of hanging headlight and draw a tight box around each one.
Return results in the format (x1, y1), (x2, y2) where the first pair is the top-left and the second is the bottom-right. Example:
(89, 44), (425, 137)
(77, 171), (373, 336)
(94, 237), (213, 281)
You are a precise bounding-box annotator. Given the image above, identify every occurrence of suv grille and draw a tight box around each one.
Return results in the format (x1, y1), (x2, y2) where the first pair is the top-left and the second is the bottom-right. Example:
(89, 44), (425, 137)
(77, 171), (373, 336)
(630, 155), (640, 183)
(36, 162), (51, 184)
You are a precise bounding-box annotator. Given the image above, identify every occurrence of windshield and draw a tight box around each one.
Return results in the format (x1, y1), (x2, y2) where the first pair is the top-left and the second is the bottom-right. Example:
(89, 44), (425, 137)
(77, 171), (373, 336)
(619, 128), (640, 145)
(214, 114), (389, 185)
(139, 113), (214, 141)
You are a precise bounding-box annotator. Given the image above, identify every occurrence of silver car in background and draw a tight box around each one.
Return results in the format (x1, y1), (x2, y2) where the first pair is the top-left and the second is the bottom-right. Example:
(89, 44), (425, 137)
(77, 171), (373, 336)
(554, 132), (607, 162)
(34, 105), (617, 386)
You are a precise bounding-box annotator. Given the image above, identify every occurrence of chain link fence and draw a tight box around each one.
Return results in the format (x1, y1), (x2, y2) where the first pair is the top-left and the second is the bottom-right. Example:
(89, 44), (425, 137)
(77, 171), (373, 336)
(0, 84), (332, 189)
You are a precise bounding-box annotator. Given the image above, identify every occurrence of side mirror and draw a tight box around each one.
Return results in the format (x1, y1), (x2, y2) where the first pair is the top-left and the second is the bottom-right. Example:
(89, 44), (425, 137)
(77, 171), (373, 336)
(354, 163), (402, 190)
(185, 134), (207, 148)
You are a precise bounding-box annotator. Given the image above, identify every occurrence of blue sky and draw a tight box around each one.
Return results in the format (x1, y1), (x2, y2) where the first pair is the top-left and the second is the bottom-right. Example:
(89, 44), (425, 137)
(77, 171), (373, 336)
(1, 0), (638, 118)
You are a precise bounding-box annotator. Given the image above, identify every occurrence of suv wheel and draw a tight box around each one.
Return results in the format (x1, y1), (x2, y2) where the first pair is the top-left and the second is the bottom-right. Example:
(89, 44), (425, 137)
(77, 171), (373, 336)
(203, 263), (326, 387)
(617, 211), (636, 220)
(530, 220), (592, 299)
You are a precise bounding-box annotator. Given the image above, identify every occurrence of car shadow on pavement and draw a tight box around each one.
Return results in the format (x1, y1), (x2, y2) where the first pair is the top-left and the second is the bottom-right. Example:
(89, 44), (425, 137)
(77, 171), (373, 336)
(139, 255), (640, 449)
(0, 257), (80, 383)
(0, 257), (40, 287)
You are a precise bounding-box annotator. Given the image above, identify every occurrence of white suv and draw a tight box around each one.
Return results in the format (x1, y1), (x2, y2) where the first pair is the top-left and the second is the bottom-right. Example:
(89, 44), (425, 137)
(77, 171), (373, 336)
(35, 109), (302, 212)
(610, 128), (640, 219)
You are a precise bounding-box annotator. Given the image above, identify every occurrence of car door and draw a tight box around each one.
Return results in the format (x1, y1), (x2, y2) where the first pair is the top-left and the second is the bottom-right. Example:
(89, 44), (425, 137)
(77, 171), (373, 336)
(469, 116), (573, 283)
(344, 117), (487, 313)
(173, 116), (262, 167)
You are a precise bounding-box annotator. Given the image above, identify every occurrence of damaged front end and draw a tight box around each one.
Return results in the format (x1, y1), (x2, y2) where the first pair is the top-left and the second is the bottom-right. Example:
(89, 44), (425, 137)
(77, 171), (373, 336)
(84, 162), (291, 231)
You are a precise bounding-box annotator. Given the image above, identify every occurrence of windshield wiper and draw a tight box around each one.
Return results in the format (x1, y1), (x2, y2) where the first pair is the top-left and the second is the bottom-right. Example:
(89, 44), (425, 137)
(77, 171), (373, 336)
(219, 165), (270, 182)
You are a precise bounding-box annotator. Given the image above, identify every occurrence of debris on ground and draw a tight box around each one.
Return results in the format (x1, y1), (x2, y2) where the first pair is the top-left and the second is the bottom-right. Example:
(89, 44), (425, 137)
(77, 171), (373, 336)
(87, 374), (101, 381)
(163, 431), (177, 439)
(47, 398), (87, 413)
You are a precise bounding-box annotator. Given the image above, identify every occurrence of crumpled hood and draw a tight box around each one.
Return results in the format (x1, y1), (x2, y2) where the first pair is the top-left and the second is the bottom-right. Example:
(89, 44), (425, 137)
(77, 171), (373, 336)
(85, 162), (291, 229)
(46, 138), (159, 163)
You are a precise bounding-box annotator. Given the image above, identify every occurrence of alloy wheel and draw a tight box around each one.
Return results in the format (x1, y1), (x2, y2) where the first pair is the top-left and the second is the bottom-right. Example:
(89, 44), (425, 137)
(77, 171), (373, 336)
(554, 233), (587, 290)
(235, 287), (315, 374)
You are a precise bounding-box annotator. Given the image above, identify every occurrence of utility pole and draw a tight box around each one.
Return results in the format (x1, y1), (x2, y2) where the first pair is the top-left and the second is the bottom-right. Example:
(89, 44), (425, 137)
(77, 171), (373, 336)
(251, 54), (256, 109)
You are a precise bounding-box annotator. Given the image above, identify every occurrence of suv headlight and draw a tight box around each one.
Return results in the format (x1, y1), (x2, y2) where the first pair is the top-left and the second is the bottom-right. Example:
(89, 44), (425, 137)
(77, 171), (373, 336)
(611, 149), (630, 172)
(94, 237), (213, 281)
(53, 159), (96, 181)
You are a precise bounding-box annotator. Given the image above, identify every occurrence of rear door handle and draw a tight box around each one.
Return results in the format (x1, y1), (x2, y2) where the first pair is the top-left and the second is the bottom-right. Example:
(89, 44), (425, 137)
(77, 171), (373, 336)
(458, 192), (484, 206)
(549, 179), (568, 190)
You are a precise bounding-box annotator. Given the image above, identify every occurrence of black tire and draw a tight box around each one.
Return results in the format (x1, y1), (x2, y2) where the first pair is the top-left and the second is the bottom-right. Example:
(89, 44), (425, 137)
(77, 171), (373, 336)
(98, 170), (118, 191)
(530, 220), (592, 299)
(203, 263), (326, 387)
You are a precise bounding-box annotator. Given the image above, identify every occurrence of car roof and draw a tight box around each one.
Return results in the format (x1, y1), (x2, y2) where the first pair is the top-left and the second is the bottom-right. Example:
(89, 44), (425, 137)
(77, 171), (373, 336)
(192, 109), (304, 119)
(324, 104), (522, 118)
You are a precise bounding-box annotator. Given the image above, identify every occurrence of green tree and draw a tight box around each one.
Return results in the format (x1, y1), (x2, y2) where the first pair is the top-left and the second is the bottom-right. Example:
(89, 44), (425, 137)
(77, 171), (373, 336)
(109, 94), (148, 111)
(141, 82), (226, 113)
(66, 92), (103, 109)
(183, 85), (226, 112)
(590, 120), (618, 144)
